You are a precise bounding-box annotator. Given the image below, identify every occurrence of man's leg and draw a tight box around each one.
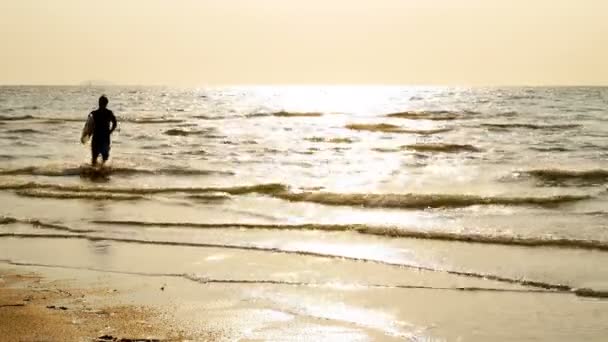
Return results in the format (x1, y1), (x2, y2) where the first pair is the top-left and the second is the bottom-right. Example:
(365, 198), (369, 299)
(91, 146), (99, 166)
(100, 144), (110, 167)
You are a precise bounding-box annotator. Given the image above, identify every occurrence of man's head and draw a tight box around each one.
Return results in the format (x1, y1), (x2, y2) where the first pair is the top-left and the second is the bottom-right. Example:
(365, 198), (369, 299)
(99, 95), (109, 109)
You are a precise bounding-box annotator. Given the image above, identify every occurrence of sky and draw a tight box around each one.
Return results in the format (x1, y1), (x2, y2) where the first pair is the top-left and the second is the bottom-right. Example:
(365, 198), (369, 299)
(0, 0), (607, 86)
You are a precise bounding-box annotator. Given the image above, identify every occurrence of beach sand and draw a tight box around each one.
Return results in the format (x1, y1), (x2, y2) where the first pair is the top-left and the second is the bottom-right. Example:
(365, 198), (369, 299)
(0, 262), (402, 342)
(0, 269), (201, 341)
(2, 235), (608, 341)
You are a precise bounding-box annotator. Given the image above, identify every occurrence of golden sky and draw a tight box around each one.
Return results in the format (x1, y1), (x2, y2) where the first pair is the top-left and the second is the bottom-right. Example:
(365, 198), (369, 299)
(1, 0), (606, 85)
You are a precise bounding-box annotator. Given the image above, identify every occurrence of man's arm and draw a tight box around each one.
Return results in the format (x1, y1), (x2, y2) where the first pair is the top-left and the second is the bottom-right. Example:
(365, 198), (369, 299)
(109, 111), (117, 133)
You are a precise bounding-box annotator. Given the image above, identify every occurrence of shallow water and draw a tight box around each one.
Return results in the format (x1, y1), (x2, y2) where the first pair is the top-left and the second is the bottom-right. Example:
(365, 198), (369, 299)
(1, 85), (608, 340)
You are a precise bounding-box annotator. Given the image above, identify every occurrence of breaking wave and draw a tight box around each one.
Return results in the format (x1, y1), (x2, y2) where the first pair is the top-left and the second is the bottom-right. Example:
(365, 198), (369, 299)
(40, 120), (69, 125)
(0, 181), (592, 208)
(125, 118), (185, 124)
(35, 117), (81, 122)
(385, 111), (464, 120)
(530, 146), (572, 152)
(192, 114), (227, 120)
(0, 114), (185, 125)
(482, 123), (581, 130)
(272, 111), (322, 117)
(0, 216), (94, 233)
(248, 111), (323, 118)
(92, 219), (608, 252)
(518, 169), (608, 185)
(372, 147), (401, 153)
(346, 123), (451, 134)
(164, 128), (215, 136)
(0, 181), (288, 196)
(306, 137), (356, 144)
(402, 143), (481, 153)
(345, 123), (401, 132)
(399, 128), (452, 135)
(5, 128), (44, 134)
(0, 115), (35, 121)
(15, 189), (145, 201)
(0, 115), (82, 123)
(274, 191), (591, 209)
(0, 166), (234, 177)
(187, 194), (232, 202)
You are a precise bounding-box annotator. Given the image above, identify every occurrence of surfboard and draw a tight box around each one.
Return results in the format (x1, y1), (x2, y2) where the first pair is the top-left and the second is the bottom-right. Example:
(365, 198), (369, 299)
(80, 114), (94, 144)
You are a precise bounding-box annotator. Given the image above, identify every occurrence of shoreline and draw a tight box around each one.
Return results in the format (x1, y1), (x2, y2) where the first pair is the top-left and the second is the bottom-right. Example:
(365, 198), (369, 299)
(2, 234), (608, 341)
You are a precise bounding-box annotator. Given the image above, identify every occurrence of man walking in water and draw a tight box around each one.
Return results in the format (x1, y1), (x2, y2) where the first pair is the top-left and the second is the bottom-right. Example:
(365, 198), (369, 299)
(88, 95), (117, 167)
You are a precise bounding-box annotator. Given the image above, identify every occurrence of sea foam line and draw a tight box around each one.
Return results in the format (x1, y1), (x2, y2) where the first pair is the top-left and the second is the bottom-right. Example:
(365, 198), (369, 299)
(0, 259), (560, 295)
(92, 219), (608, 252)
(1, 232), (607, 297)
(0, 181), (593, 209)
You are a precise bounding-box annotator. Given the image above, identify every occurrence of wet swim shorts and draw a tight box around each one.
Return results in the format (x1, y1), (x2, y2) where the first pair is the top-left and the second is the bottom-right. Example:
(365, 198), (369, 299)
(92, 141), (110, 161)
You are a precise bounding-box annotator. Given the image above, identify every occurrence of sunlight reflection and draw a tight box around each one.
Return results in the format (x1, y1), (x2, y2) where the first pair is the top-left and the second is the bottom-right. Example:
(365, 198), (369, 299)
(262, 292), (425, 340)
(243, 85), (434, 115)
(283, 240), (417, 265)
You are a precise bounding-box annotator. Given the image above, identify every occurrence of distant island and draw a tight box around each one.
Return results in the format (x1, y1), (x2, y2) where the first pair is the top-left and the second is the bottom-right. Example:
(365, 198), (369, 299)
(79, 80), (115, 86)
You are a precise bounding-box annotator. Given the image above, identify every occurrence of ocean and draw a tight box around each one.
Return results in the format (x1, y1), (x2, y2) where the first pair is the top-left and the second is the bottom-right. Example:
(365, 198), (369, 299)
(1, 85), (607, 340)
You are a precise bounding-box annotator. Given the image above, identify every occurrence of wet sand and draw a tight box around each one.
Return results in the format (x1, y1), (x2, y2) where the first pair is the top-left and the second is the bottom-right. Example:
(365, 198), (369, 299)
(2, 235), (608, 341)
(0, 263), (399, 342)
(0, 270), (198, 341)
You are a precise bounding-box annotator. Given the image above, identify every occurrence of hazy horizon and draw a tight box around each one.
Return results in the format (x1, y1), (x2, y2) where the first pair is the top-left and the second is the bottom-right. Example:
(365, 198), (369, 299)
(1, 83), (608, 87)
(1, 0), (607, 86)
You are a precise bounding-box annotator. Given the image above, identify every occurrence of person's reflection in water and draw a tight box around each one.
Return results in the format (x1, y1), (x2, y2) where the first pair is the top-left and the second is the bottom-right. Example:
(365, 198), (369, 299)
(88, 202), (112, 265)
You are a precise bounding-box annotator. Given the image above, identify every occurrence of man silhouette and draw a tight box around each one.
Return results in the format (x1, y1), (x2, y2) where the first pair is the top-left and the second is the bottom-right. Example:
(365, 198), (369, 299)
(88, 95), (117, 166)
